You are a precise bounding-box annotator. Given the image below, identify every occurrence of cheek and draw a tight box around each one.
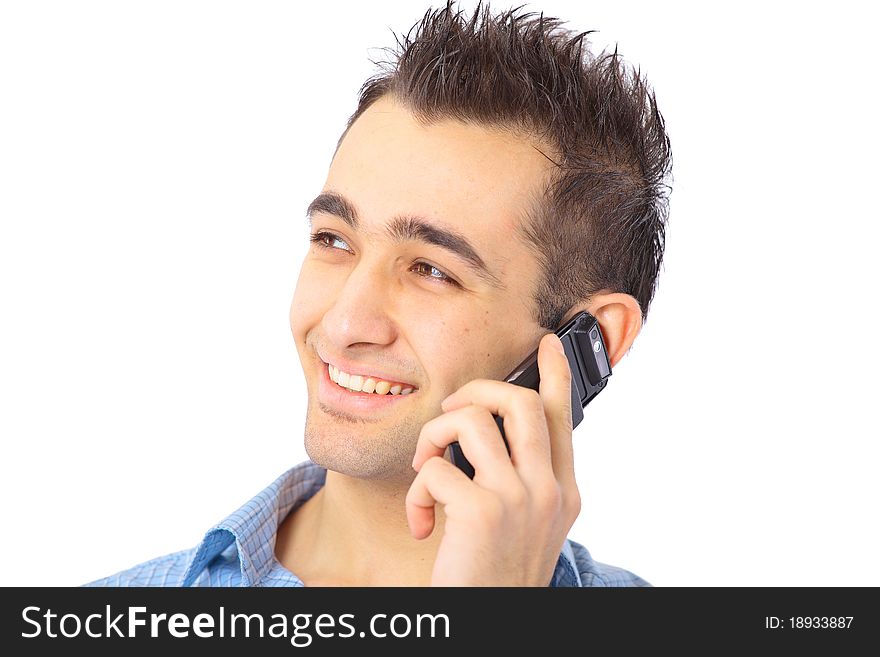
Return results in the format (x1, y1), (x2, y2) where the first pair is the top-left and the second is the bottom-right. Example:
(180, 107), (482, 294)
(455, 318), (532, 382)
(415, 315), (504, 387)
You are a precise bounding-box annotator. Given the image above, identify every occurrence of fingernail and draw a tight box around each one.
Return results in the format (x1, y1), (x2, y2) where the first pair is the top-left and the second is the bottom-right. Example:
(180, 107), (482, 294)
(551, 334), (565, 354)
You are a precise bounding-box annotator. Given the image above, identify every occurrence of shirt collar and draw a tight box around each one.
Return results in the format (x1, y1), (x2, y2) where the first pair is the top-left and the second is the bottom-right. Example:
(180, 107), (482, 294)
(180, 459), (582, 587)
(180, 461), (326, 586)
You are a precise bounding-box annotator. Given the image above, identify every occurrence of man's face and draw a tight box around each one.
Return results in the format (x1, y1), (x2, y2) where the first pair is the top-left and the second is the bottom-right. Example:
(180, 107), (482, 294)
(290, 95), (556, 482)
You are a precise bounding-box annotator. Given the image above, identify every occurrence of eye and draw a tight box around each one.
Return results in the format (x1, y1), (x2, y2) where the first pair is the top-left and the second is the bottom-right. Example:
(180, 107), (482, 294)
(309, 230), (352, 253)
(411, 261), (459, 287)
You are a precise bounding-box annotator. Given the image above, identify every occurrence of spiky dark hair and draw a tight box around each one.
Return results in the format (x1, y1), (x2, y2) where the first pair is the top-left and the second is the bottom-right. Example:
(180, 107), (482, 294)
(338, 0), (672, 329)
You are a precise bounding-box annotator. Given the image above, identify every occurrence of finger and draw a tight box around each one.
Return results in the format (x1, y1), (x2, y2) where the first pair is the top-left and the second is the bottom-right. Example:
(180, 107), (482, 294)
(440, 378), (552, 486)
(412, 404), (521, 492)
(537, 333), (577, 491)
(405, 456), (475, 540)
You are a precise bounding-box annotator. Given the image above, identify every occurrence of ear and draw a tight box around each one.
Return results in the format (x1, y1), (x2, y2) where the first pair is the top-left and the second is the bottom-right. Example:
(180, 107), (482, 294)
(561, 292), (642, 369)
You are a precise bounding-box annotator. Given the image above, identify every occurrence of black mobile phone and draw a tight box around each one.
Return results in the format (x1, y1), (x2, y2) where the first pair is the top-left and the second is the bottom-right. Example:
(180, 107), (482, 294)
(448, 311), (612, 479)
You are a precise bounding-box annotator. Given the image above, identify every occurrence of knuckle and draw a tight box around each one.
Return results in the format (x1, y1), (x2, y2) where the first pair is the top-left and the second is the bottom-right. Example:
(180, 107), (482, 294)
(471, 494), (505, 525)
(536, 481), (563, 515)
(465, 405), (498, 433)
(564, 487), (582, 521)
(422, 455), (447, 474)
(404, 484), (419, 506)
(522, 387), (543, 408)
(418, 415), (440, 437)
(512, 387), (544, 416)
(464, 404), (489, 420)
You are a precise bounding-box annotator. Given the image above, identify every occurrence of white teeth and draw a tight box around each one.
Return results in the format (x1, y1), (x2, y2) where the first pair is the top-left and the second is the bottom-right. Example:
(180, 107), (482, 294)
(326, 362), (415, 395)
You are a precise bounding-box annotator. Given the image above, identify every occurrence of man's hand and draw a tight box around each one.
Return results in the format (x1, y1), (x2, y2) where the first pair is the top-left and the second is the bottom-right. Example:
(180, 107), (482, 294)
(405, 332), (582, 586)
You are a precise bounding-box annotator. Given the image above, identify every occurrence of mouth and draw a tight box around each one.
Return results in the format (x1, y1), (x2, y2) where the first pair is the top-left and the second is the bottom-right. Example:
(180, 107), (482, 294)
(319, 355), (419, 397)
(317, 359), (418, 422)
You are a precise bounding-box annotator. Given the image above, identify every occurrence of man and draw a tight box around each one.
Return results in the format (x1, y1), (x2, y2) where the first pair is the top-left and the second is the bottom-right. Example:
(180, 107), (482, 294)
(86, 0), (671, 587)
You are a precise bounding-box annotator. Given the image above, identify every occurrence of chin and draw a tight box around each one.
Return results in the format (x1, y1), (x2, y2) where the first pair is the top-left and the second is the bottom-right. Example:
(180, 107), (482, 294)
(303, 424), (417, 482)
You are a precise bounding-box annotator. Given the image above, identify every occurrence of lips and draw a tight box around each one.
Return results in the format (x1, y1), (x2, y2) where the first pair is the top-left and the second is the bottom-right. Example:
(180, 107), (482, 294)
(330, 366), (416, 397)
(316, 356), (417, 416)
(317, 351), (419, 390)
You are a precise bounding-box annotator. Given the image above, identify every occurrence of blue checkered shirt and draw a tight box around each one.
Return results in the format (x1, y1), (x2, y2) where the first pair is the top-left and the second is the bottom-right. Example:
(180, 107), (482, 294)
(83, 460), (650, 587)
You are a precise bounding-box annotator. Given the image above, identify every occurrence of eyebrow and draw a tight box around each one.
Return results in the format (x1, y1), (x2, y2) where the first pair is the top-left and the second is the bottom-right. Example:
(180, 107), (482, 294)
(305, 191), (505, 290)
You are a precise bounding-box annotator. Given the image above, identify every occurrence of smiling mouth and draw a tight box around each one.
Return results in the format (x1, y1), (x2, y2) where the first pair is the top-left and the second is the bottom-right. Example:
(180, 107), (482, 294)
(324, 361), (418, 396)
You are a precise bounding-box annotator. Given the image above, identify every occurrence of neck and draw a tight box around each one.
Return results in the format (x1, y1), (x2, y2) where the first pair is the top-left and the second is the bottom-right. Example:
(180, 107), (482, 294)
(275, 467), (445, 586)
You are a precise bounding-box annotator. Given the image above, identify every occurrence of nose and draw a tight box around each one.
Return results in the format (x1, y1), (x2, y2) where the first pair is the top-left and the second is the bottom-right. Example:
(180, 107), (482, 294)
(321, 254), (398, 349)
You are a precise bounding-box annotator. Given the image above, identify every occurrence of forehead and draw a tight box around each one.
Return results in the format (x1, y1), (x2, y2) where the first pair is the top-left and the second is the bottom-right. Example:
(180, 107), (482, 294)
(326, 96), (553, 250)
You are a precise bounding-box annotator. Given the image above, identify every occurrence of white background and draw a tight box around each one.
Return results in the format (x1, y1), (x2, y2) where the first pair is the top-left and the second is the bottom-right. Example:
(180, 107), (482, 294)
(1, 0), (877, 587)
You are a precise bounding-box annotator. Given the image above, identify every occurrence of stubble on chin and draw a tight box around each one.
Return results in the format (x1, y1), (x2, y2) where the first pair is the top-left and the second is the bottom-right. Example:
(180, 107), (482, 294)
(303, 407), (425, 483)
